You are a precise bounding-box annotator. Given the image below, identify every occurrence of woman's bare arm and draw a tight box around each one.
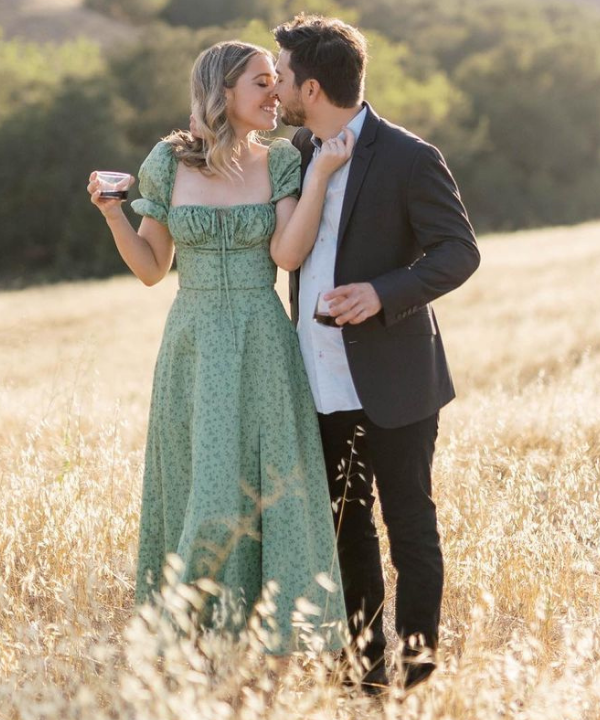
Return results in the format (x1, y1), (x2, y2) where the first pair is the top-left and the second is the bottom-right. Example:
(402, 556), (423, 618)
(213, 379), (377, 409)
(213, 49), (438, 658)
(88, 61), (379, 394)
(88, 173), (174, 286)
(270, 129), (354, 271)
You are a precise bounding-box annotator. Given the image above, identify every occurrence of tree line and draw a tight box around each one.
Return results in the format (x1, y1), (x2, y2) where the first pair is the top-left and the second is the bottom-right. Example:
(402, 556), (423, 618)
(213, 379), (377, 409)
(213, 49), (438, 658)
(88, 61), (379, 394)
(1, 0), (599, 284)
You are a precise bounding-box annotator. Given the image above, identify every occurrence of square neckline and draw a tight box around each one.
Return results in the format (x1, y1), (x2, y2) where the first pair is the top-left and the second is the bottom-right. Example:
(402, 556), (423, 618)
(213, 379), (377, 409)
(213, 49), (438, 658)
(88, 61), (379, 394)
(168, 140), (280, 212)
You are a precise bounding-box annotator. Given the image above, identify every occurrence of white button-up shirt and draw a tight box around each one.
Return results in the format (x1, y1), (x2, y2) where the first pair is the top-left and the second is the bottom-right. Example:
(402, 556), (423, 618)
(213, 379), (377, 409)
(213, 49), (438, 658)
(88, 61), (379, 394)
(297, 107), (367, 414)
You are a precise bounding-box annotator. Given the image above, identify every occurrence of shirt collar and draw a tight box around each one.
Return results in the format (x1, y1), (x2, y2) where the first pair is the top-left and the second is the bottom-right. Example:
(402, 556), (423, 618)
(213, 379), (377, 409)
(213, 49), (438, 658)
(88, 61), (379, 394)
(310, 104), (368, 150)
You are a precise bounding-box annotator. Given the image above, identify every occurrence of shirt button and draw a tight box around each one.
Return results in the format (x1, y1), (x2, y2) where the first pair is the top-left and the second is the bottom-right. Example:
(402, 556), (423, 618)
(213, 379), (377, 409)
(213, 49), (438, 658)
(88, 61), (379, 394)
(318, 351), (324, 358)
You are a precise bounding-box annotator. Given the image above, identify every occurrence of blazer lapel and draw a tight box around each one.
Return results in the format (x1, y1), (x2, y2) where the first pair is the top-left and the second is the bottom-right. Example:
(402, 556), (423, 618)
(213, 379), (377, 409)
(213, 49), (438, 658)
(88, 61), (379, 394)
(290, 128), (315, 322)
(300, 142), (313, 180)
(292, 128), (314, 181)
(337, 103), (380, 248)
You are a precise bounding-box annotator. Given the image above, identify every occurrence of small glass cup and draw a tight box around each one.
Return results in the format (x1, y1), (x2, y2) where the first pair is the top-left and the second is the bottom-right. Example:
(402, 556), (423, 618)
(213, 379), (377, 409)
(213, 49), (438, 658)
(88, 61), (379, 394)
(313, 292), (338, 327)
(96, 171), (131, 200)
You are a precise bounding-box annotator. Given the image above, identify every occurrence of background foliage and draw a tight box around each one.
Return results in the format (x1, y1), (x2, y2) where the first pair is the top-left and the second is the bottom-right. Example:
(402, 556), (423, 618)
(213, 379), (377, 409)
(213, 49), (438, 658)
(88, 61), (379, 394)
(1, 0), (599, 283)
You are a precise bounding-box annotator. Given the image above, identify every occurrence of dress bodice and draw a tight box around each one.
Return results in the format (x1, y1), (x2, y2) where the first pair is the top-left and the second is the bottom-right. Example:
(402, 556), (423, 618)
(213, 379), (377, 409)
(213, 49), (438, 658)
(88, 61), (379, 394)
(167, 203), (274, 249)
(131, 138), (301, 349)
(131, 138), (300, 253)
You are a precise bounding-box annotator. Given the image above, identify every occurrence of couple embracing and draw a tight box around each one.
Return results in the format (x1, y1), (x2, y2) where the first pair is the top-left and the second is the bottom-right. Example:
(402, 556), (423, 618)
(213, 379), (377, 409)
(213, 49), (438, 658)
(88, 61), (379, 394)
(88, 14), (479, 694)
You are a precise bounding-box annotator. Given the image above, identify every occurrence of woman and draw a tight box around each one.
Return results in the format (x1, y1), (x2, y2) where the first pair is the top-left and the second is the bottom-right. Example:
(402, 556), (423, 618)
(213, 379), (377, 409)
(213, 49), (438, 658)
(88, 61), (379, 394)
(87, 41), (353, 652)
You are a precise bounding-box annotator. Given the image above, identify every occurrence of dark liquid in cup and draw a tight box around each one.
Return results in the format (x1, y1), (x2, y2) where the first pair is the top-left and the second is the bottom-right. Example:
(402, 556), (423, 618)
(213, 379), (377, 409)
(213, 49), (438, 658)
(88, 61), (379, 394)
(314, 313), (338, 327)
(100, 190), (129, 200)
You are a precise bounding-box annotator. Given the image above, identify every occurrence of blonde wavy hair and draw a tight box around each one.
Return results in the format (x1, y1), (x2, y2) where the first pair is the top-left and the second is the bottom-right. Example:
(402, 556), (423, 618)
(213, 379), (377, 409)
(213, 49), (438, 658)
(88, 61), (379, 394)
(164, 41), (273, 178)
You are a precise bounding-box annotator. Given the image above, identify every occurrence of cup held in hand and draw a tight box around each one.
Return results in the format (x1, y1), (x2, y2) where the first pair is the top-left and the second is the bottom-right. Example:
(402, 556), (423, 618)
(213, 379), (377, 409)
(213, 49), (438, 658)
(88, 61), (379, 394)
(96, 171), (131, 200)
(313, 292), (338, 327)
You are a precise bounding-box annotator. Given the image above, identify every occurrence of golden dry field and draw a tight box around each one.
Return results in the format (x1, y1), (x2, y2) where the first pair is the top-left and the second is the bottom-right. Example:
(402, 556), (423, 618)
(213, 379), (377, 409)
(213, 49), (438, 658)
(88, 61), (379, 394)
(1, 221), (600, 719)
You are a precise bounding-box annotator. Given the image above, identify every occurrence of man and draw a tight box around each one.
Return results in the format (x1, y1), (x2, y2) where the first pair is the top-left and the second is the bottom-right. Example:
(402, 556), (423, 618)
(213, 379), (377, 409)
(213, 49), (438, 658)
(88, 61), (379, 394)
(272, 15), (480, 693)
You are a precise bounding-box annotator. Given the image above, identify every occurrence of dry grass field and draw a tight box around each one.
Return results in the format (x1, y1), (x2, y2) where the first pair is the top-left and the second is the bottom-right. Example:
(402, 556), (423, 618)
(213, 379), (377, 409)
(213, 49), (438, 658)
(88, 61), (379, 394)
(1, 221), (600, 718)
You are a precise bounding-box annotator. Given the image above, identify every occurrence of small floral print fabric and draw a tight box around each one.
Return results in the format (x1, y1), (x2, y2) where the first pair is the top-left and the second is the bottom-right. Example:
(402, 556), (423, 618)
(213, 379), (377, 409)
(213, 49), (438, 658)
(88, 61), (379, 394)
(131, 139), (346, 652)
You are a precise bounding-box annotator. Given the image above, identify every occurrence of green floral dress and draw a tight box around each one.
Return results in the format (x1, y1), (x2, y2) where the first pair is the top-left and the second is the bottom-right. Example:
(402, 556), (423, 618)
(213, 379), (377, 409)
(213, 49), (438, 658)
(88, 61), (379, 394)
(131, 139), (345, 651)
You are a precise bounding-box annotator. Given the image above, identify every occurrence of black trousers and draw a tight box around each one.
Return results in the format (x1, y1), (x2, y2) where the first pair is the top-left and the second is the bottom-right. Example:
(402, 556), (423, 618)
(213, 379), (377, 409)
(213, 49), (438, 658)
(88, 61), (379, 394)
(318, 409), (443, 672)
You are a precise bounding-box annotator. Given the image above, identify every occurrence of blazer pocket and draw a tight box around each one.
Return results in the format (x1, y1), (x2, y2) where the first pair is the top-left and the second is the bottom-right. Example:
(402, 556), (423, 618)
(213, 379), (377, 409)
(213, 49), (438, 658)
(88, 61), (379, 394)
(387, 308), (436, 336)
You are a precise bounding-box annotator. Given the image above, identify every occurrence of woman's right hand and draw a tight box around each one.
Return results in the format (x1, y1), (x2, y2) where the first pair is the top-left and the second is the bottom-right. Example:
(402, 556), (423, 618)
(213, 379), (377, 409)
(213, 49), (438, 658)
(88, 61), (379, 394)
(87, 172), (135, 220)
(312, 127), (355, 179)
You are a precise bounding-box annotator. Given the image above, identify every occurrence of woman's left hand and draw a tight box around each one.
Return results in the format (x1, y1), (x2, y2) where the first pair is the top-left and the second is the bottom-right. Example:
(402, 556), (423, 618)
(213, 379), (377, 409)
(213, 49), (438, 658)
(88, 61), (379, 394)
(312, 127), (355, 178)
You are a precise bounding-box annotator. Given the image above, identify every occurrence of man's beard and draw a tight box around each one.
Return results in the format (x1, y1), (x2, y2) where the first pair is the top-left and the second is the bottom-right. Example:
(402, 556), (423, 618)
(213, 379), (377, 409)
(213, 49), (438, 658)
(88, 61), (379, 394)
(280, 97), (307, 127)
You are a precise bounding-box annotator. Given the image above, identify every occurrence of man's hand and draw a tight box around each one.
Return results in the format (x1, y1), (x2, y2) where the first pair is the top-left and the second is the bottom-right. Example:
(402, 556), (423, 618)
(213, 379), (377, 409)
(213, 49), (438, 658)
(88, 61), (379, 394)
(324, 283), (382, 325)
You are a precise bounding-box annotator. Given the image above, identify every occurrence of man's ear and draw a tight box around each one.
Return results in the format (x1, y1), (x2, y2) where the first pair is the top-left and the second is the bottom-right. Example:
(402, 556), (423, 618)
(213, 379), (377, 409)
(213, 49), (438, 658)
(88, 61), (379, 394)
(302, 78), (321, 102)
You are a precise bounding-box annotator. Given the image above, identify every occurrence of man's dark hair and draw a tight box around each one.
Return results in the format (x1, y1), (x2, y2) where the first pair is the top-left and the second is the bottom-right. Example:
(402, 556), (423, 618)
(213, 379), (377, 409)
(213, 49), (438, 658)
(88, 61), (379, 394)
(273, 14), (367, 108)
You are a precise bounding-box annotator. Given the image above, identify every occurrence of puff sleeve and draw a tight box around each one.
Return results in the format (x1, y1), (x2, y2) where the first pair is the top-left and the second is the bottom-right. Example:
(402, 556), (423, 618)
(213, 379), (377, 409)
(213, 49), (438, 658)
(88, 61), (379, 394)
(130, 141), (175, 225)
(269, 138), (301, 203)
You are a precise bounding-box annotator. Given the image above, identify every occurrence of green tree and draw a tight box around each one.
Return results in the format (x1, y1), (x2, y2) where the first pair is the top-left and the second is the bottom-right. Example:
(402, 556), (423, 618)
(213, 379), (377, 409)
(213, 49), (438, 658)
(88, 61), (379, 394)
(456, 30), (600, 229)
(0, 75), (135, 282)
(0, 37), (103, 123)
(107, 23), (201, 150)
(363, 30), (483, 159)
(342, 0), (600, 230)
(106, 19), (284, 153)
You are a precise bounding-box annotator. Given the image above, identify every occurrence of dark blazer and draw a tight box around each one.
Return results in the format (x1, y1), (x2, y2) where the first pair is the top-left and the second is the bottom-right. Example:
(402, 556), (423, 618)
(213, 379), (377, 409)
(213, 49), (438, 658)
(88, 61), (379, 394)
(290, 102), (480, 429)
